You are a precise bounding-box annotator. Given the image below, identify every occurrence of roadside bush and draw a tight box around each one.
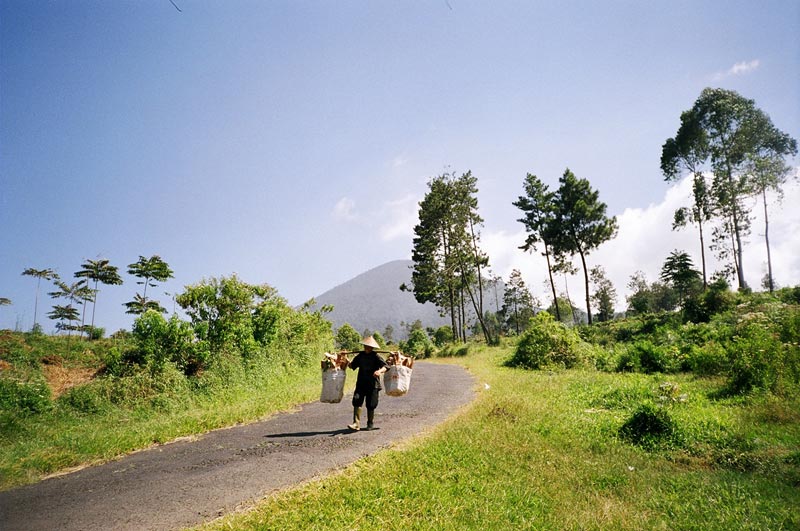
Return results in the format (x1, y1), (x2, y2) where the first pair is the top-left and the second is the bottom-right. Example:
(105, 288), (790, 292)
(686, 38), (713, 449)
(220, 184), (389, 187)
(402, 328), (434, 358)
(433, 326), (454, 347)
(437, 343), (470, 357)
(507, 312), (584, 370)
(0, 377), (52, 414)
(619, 403), (678, 447)
(58, 383), (109, 414)
(126, 311), (196, 374)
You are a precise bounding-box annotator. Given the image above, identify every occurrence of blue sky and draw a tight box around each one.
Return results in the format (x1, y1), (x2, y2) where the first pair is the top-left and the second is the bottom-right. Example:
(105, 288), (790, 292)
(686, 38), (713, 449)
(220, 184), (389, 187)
(1, 0), (798, 333)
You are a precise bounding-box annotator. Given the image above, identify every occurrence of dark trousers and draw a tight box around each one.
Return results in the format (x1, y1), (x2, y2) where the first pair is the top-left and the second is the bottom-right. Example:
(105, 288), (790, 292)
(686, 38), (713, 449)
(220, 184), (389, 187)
(352, 386), (380, 411)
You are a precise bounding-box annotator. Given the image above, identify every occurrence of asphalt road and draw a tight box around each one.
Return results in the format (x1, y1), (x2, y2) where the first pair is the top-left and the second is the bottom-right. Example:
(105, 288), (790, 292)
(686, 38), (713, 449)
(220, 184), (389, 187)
(0, 362), (475, 531)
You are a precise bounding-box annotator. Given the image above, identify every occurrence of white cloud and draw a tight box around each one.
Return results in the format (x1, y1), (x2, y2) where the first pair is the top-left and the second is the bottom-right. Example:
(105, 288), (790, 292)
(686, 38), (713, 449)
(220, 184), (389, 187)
(713, 59), (760, 80)
(332, 197), (358, 221)
(483, 173), (800, 309)
(378, 194), (420, 241)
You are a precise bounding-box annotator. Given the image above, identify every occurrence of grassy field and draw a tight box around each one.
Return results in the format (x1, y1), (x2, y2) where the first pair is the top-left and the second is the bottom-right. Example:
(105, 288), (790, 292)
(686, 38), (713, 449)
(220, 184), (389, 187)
(197, 344), (799, 531)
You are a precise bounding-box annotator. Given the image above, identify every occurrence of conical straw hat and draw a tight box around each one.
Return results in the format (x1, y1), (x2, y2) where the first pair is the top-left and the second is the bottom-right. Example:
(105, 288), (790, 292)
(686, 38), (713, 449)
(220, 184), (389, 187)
(361, 336), (380, 350)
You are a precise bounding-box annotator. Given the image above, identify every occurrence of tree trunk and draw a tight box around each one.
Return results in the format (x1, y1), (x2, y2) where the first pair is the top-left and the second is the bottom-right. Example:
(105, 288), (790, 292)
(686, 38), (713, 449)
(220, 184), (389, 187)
(33, 278), (40, 330)
(578, 248), (593, 325)
(763, 188), (774, 292)
(543, 245), (561, 321)
(563, 274), (576, 325)
(90, 279), (99, 333)
(697, 219), (708, 290)
(726, 168), (746, 290)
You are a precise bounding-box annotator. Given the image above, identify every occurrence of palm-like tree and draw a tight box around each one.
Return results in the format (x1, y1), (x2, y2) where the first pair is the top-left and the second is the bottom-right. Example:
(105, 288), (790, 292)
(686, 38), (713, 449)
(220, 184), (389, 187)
(22, 267), (58, 331)
(49, 279), (94, 337)
(75, 259), (123, 335)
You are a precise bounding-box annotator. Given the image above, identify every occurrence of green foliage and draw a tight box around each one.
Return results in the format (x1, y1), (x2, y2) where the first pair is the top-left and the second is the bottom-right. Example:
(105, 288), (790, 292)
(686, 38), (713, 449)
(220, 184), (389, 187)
(402, 328), (434, 358)
(619, 403), (678, 448)
(335, 323), (362, 351)
(409, 171), (495, 344)
(58, 383), (108, 414)
(127, 311), (197, 373)
(683, 277), (736, 323)
(726, 322), (799, 395)
(618, 340), (680, 374)
(0, 377), (52, 414)
(433, 325), (454, 347)
(371, 331), (387, 349)
(507, 312), (585, 369)
(550, 168), (618, 324)
(125, 255), (173, 315)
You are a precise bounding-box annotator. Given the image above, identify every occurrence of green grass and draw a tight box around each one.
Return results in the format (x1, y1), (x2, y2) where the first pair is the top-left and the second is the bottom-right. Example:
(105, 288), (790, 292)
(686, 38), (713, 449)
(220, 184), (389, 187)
(0, 358), (327, 489)
(197, 345), (800, 531)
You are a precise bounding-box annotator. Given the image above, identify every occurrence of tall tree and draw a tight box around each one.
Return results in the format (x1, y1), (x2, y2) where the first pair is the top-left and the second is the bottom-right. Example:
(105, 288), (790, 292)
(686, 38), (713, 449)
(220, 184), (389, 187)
(660, 250), (701, 307)
(21, 267), (57, 331)
(551, 169), (618, 324)
(745, 155), (795, 292)
(408, 171), (495, 344)
(514, 173), (562, 321)
(661, 106), (713, 290)
(663, 88), (797, 290)
(75, 258), (123, 334)
(590, 266), (616, 322)
(501, 269), (537, 334)
(48, 280), (92, 339)
(126, 255), (174, 314)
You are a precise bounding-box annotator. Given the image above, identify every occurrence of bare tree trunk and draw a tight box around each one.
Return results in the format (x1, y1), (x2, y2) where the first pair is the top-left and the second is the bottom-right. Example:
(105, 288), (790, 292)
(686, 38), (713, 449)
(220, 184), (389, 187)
(763, 188), (774, 292)
(578, 248), (592, 325)
(697, 219), (708, 290)
(544, 245), (561, 321)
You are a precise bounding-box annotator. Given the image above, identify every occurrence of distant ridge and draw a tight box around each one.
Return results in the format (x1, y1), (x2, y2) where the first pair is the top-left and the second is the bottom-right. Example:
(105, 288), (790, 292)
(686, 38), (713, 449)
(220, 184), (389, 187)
(310, 260), (449, 340)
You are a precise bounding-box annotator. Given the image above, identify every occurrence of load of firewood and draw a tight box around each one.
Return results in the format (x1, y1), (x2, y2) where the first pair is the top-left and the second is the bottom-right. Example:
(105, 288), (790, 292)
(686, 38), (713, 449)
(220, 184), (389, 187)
(385, 351), (414, 369)
(321, 351), (350, 371)
(383, 351), (414, 397)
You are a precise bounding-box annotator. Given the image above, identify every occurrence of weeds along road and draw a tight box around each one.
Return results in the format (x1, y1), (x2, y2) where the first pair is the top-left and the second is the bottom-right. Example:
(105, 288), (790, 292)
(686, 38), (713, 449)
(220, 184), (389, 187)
(0, 362), (475, 531)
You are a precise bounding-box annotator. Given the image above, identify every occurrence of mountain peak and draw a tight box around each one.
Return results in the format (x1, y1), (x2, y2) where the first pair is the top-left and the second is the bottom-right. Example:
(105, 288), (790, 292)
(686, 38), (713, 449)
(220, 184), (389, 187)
(311, 260), (448, 340)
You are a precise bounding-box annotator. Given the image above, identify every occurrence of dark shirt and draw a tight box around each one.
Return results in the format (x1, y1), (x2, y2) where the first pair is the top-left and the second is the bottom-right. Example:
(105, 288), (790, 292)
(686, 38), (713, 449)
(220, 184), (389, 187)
(349, 351), (389, 390)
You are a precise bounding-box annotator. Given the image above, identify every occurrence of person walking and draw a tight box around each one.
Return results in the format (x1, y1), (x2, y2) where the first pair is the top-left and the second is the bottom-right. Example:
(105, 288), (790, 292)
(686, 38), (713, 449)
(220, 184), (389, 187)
(347, 336), (389, 431)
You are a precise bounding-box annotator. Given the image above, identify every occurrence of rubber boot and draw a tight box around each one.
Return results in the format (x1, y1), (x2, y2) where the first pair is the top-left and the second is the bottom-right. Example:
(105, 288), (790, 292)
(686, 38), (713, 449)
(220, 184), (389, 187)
(348, 408), (361, 431)
(364, 409), (376, 431)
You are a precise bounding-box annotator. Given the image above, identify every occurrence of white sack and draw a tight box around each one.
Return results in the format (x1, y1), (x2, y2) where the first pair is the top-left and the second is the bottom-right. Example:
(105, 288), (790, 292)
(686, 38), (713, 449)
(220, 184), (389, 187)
(320, 367), (347, 403)
(383, 365), (412, 397)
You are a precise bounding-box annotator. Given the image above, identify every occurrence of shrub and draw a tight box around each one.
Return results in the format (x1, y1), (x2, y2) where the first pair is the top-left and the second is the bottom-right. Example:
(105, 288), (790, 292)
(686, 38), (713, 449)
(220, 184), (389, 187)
(403, 328), (434, 358)
(507, 312), (584, 370)
(433, 326), (454, 347)
(335, 323), (362, 351)
(88, 326), (105, 340)
(684, 341), (728, 376)
(127, 311), (196, 374)
(619, 403), (678, 447)
(726, 323), (797, 395)
(631, 340), (680, 374)
(59, 383), (108, 414)
(437, 343), (470, 358)
(0, 377), (52, 414)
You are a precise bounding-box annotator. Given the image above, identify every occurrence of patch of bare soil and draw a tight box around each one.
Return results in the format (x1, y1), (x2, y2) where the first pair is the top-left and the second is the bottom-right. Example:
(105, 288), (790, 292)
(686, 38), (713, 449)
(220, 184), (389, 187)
(42, 364), (100, 398)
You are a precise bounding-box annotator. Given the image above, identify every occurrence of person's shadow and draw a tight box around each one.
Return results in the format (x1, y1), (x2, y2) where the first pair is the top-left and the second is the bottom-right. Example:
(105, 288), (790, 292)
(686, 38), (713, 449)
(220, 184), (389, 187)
(265, 428), (352, 438)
